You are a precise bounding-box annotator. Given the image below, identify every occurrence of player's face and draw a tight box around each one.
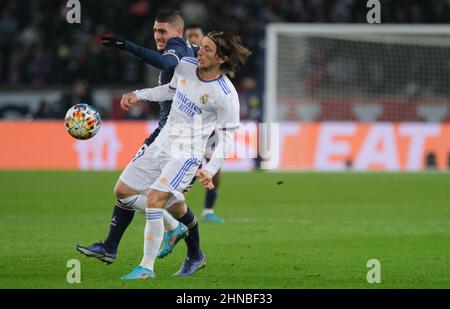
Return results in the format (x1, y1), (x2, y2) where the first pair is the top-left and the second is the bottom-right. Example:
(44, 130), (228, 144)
(153, 22), (179, 51)
(197, 36), (224, 71)
(185, 28), (204, 45)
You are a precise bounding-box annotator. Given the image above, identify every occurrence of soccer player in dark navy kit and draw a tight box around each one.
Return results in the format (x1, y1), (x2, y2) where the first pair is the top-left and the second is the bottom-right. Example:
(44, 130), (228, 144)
(76, 10), (205, 276)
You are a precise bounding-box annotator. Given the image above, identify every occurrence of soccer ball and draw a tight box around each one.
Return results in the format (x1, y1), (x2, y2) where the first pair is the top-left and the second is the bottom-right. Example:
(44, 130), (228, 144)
(64, 104), (101, 140)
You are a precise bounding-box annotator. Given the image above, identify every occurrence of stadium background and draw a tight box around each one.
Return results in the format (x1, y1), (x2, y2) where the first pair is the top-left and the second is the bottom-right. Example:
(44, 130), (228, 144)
(0, 0), (449, 289)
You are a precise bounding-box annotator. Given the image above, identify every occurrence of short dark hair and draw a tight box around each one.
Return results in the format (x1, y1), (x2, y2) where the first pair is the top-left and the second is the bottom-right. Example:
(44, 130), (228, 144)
(206, 31), (252, 78)
(185, 24), (203, 31)
(155, 9), (184, 28)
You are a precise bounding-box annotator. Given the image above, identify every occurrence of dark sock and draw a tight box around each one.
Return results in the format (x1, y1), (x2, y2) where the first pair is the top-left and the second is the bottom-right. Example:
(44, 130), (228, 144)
(178, 207), (201, 259)
(204, 189), (218, 210)
(103, 202), (135, 252)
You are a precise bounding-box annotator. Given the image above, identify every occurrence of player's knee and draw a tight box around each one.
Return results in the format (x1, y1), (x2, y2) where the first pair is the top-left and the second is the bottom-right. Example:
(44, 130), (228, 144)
(113, 184), (125, 199)
(114, 181), (133, 199)
(147, 190), (169, 208)
(168, 202), (187, 219)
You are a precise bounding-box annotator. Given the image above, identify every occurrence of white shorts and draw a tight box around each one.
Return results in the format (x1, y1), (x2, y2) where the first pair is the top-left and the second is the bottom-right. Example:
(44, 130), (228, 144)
(119, 143), (201, 205)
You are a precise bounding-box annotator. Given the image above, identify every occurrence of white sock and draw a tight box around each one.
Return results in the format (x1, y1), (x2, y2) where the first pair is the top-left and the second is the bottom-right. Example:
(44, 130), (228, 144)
(119, 196), (175, 232)
(140, 208), (164, 271)
(202, 208), (214, 216)
(163, 209), (179, 232)
(118, 195), (147, 213)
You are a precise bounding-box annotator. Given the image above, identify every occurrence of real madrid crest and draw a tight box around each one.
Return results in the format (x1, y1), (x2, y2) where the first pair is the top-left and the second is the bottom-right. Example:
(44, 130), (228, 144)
(200, 93), (209, 104)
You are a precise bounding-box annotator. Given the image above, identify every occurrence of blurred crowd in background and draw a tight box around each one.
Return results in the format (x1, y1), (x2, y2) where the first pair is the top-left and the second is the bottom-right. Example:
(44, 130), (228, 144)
(1, 0), (449, 120)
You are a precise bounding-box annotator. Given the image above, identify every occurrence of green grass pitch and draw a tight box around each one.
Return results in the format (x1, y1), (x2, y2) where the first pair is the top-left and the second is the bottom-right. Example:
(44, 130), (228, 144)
(0, 171), (449, 288)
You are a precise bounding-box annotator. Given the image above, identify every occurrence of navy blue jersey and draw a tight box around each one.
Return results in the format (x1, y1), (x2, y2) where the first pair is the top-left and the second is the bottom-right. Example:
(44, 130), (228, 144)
(124, 37), (196, 140)
(157, 38), (196, 131)
(191, 44), (199, 58)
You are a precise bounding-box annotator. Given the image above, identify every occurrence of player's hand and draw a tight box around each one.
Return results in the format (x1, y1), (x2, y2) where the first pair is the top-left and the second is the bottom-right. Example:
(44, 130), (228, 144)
(196, 169), (214, 190)
(120, 92), (138, 111)
(101, 36), (126, 49)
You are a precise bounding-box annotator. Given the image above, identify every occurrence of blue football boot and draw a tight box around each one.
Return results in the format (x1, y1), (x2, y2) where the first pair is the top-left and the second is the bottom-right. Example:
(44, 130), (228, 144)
(157, 223), (189, 258)
(121, 266), (155, 280)
(175, 252), (207, 276)
(76, 242), (117, 264)
(201, 213), (225, 223)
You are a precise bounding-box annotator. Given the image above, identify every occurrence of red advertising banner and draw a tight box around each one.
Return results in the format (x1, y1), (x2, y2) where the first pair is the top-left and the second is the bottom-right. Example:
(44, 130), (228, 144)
(1, 121), (449, 171)
(0, 121), (257, 171)
(279, 122), (450, 171)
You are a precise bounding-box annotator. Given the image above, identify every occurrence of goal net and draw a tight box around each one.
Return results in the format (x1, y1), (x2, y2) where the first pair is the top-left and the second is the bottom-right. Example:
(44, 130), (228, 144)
(264, 24), (450, 123)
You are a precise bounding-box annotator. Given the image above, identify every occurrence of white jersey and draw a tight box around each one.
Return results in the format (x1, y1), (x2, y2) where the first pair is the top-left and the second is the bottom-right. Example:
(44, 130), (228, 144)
(156, 57), (239, 159)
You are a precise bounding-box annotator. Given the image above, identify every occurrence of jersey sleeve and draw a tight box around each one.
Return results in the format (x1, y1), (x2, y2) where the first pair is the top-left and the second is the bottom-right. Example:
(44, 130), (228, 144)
(124, 41), (165, 70)
(203, 129), (234, 176)
(124, 38), (186, 70)
(168, 69), (178, 90)
(133, 83), (175, 102)
(216, 91), (240, 130)
(162, 38), (186, 69)
(204, 90), (240, 176)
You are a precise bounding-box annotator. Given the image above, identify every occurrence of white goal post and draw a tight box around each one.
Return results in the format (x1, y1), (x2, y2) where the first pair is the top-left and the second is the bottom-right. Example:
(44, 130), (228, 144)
(264, 24), (450, 124)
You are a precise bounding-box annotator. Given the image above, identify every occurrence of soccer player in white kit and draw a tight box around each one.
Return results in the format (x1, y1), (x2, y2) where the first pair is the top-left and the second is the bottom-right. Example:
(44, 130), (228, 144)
(185, 25), (226, 223)
(120, 31), (251, 280)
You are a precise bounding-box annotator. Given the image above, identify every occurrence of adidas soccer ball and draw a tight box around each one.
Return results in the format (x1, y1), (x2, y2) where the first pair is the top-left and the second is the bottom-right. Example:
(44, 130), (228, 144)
(64, 104), (101, 140)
